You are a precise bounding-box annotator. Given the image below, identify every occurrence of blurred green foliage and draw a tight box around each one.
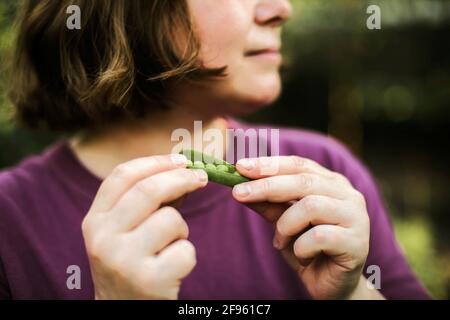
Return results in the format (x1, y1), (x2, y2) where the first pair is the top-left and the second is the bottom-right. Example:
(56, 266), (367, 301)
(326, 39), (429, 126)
(0, 1), (14, 131)
(1, 0), (449, 298)
(0, 0), (56, 167)
(394, 216), (447, 298)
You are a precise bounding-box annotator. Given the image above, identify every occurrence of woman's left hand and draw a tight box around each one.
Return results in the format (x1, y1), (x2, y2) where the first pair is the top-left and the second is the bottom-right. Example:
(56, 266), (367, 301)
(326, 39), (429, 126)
(232, 156), (378, 300)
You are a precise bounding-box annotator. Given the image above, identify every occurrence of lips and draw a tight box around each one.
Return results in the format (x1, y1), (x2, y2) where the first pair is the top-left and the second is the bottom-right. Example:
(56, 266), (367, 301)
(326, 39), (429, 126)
(244, 47), (282, 64)
(245, 47), (280, 57)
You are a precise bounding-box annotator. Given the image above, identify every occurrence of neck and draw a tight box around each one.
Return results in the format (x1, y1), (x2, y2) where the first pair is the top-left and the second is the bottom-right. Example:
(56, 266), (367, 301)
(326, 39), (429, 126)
(70, 107), (229, 179)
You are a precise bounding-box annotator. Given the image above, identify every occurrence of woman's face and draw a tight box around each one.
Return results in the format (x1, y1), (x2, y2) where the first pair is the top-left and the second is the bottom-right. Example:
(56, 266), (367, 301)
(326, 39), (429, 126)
(187, 0), (292, 115)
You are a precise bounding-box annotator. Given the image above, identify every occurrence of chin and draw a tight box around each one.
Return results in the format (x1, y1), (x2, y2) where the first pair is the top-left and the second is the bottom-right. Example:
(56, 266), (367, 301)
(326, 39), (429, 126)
(244, 77), (282, 107)
(208, 72), (282, 117)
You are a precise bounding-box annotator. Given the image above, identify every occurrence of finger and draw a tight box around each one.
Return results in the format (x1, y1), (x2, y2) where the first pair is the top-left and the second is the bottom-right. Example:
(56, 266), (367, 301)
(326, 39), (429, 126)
(111, 168), (208, 231)
(274, 195), (352, 250)
(232, 173), (351, 204)
(131, 207), (189, 254)
(236, 156), (342, 180)
(293, 225), (356, 265)
(155, 239), (197, 281)
(91, 154), (188, 212)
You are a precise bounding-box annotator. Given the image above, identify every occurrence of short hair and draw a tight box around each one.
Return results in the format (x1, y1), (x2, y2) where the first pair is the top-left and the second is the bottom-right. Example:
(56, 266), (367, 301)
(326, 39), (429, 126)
(8, 0), (225, 132)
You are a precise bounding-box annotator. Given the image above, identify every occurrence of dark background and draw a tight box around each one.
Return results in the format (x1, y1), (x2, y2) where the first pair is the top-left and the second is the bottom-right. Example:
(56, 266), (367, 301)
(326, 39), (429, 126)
(1, 0), (449, 298)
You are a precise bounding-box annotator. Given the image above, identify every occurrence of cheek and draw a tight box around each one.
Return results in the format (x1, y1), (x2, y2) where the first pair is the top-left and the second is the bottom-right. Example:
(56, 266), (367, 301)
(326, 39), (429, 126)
(190, 0), (250, 68)
(188, 0), (281, 108)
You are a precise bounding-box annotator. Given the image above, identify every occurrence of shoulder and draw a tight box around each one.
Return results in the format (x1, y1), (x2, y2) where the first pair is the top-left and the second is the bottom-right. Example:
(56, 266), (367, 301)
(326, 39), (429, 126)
(0, 142), (62, 219)
(0, 158), (41, 204)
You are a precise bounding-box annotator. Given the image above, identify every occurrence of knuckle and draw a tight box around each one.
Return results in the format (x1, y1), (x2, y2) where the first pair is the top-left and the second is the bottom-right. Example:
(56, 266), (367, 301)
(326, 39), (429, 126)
(352, 189), (366, 204)
(291, 155), (306, 169)
(363, 212), (370, 227)
(86, 233), (108, 259)
(161, 207), (188, 237)
(341, 174), (351, 185)
(154, 215), (173, 236)
(331, 172), (344, 181)
(81, 215), (92, 236)
(161, 206), (181, 218)
(134, 180), (156, 198)
(149, 156), (162, 168)
(260, 179), (284, 202)
(363, 238), (370, 255)
(354, 206), (370, 230)
(296, 173), (313, 190)
(177, 240), (197, 268)
(338, 174), (352, 187)
(112, 163), (138, 180)
(302, 196), (319, 214)
(357, 214), (371, 239)
(349, 230), (369, 264)
(261, 178), (273, 195)
(361, 235), (370, 254)
(81, 211), (99, 236)
(311, 227), (328, 243)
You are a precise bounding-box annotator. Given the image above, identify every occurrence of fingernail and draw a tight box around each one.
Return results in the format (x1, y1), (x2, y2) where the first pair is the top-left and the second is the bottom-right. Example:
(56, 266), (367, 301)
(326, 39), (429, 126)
(171, 154), (187, 166)
(193, 169), (208, 182)
(233, 184), (251, 197)
(237, 159), (255, 170)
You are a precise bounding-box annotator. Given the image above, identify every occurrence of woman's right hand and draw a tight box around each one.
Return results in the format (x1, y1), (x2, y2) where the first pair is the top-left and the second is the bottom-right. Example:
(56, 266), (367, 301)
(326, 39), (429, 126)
(81, 154), (208, 300)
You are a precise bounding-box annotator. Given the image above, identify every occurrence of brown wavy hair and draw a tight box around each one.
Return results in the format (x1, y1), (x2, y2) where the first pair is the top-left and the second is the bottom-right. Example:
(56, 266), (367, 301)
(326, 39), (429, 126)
(8, 0), (225, 132)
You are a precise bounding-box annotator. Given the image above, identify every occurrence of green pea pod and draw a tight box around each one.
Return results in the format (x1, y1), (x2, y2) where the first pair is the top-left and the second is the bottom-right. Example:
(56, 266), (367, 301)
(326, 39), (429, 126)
(180, 149), (251, 187)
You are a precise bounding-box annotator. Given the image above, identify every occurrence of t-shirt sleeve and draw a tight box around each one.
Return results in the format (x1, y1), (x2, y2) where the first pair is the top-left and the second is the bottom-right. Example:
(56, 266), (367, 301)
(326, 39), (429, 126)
(326, 138), (431, 299)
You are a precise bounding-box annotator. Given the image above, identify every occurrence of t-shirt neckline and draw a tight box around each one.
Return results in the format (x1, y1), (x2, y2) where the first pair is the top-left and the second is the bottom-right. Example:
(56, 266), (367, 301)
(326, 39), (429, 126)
(45, 117), (246, 215)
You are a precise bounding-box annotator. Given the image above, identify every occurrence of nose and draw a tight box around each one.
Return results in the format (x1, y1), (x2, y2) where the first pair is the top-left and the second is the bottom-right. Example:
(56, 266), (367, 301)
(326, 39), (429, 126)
(255, 0), (292, 27)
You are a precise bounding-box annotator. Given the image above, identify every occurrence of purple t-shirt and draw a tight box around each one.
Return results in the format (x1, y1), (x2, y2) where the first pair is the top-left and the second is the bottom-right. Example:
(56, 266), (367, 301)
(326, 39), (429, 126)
(0, 119), (430, 299)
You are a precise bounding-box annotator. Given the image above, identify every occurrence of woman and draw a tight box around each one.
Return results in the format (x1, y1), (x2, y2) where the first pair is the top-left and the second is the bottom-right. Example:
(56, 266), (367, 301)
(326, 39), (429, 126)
(0, 0), (429, 299)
